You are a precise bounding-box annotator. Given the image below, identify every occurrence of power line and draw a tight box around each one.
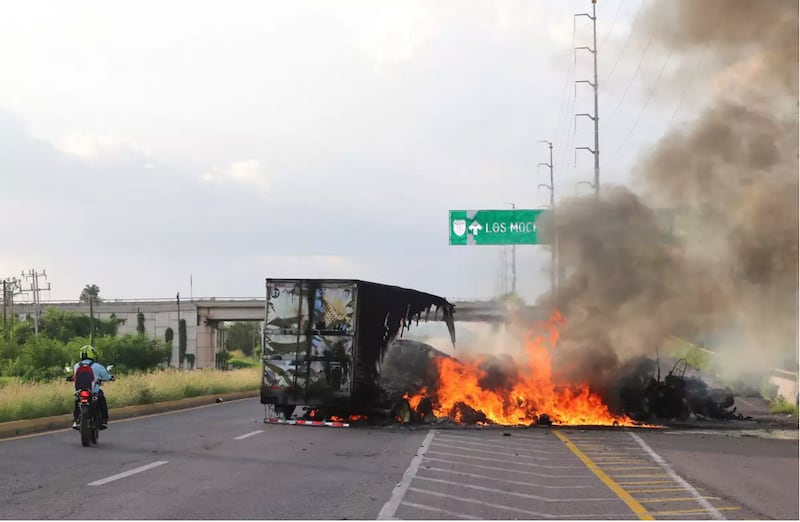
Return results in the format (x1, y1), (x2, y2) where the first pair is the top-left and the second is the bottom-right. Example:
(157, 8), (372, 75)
(612, 47), (675, 158)
(598, 0), (625, 51)
(667, 1), (723, 127)
(552, 20), (577, 164)
(606, 35), (653, 123)
(557, 73), (578, 193)
(601, 0), (647, 83)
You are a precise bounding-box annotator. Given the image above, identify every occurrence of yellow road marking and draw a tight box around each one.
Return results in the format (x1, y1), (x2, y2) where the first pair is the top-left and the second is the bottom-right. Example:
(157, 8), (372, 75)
(586, 455), (653, 466)
(627, 488), (689, 493)
(639, 496), (720, 503)
(651, 507), (740, 515)
(593, 458), (650, 461)
(614, 473), (669, 478)
(617, 481), (675, 486)
(588, 454), (642, 457)
(552, 430), (653, 520)
(602, 467), (661, 471)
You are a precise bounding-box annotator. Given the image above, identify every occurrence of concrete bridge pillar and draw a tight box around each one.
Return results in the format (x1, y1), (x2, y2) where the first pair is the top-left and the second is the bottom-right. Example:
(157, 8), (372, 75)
(195, 315), (218, 369)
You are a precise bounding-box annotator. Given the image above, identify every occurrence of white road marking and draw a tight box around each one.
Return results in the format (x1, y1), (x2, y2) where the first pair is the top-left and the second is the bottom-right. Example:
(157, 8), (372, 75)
(233, 430), (264, 440)
(427, 449), (583, 469)
(399, 500), (480, 520)
(423, 456), (590, 479)
(88, 461), (168, 486)
(629, 432), (725, 520)
(433, 434), (558, 453)
(429, 440), (558, 460)
(377, 429), (436, 520)
(413, 475), (617, 502)
(421, 465), (592, 488)
(407, 487), (634, 519)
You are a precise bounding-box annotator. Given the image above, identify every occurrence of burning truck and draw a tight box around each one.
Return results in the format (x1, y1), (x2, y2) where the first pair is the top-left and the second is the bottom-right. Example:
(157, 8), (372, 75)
(261, 278), (744, 427)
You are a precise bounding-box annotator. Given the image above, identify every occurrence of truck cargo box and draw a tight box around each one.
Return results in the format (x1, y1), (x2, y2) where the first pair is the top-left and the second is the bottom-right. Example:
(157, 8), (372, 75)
(261, 278), (455, 417)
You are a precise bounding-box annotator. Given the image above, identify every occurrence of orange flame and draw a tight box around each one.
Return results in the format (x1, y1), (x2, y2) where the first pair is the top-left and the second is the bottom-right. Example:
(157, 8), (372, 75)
(414, 311), (642, 427)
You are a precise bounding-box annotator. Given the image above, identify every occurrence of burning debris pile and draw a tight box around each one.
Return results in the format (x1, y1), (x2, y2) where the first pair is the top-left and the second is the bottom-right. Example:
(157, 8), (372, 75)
(381, 312), (648, 427)
(616, 357), (749, 422)
(379, 314), (752, 427)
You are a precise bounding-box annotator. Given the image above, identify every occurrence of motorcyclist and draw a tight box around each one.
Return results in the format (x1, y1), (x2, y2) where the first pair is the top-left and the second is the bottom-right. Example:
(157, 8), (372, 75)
(71, 345), (112, 430)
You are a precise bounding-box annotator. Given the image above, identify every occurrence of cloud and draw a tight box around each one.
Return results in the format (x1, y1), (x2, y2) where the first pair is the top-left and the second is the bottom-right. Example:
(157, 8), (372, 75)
(57, 132), (149, 160)
(0, 2), (669, 305)
(201, 160), (270, 192)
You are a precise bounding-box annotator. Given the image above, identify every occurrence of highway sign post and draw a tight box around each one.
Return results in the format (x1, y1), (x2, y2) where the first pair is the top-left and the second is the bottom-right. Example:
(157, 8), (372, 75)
(449, 209), (549, 245)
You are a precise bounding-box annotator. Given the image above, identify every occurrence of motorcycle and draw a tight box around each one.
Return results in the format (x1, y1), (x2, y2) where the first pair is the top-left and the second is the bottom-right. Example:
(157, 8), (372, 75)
(65, 364), (115, 447)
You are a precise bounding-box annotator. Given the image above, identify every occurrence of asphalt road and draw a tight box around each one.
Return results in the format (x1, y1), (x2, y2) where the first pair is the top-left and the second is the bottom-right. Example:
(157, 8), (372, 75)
(0, 399), (796, 520)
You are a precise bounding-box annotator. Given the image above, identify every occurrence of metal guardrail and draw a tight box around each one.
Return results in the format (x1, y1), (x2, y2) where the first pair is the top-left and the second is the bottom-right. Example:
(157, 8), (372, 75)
(21, 296), (499, 306)
(13, 297), (266, 305)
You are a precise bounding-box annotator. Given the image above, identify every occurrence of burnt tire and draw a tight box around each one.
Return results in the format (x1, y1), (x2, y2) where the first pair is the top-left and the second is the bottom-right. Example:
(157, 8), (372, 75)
(80, 414), (91, 447)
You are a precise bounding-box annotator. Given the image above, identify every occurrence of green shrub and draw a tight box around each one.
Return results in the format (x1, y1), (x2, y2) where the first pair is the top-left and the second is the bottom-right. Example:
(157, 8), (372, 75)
(769, 397), (799, 416)
(228, 357), (259, 369)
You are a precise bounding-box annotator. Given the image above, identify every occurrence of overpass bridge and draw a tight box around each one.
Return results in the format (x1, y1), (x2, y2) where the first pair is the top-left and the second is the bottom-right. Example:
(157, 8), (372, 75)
(10, 298), (528, 369)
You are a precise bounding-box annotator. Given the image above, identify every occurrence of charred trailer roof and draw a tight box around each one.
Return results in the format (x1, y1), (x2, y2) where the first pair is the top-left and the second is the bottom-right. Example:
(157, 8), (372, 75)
(351, 280), (455, 406)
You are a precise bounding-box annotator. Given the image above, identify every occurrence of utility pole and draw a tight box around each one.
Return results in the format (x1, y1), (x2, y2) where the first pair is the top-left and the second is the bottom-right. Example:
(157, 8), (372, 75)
(89, 295), (95, 346)
(574, 0), (600, 198)
(537, 140), (557, 300)
(176, 292), (181, 368)
(22, 269), (50, 337)
(2, 279), (7, 338)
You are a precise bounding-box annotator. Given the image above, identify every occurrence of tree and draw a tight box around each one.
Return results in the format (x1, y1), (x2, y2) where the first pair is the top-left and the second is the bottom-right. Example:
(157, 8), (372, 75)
(226, 321), (261, 356)
(165, 326), (175, 365)
(178, 319), (187, 368)
(136, 312), (146, 335)
(79, 284), (101, 303)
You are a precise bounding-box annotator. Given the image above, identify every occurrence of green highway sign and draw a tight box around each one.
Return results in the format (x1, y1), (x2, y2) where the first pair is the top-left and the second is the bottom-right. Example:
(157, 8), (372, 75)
(449, 209), (549, 245)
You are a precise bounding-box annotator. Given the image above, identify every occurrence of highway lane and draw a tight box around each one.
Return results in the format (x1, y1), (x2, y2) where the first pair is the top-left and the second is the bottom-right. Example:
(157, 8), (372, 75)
(634, 429), (799, 520)
(1, 399), (796, 520)
(0, 399), (426, 519)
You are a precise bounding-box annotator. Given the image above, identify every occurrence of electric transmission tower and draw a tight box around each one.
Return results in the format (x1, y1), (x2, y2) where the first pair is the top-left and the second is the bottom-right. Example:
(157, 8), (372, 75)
(537, 140), (557, 299)
(574, 0), (600, 198)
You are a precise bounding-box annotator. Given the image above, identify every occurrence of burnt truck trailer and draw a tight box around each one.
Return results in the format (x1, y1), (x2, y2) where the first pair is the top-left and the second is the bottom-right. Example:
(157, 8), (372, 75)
(261, 278), (455, 419)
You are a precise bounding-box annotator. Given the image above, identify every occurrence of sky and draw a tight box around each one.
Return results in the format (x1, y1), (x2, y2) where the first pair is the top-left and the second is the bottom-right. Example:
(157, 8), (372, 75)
(0, 0), (709, 303)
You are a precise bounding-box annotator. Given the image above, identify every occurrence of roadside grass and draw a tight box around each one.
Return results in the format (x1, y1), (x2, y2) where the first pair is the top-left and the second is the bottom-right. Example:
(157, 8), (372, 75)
(769, 397), (799, 417)
(0, 367), (261, 423)
(0, 376), (20, 388)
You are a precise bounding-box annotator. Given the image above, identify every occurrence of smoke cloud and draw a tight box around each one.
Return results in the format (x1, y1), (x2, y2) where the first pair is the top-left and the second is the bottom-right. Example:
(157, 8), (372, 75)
(542, 0), (798, 387)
